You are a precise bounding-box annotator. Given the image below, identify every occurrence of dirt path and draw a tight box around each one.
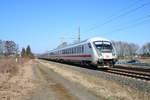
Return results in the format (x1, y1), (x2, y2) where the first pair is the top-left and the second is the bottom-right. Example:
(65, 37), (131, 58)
(34, 61), (100, 100)
(0, 59), (101, 100)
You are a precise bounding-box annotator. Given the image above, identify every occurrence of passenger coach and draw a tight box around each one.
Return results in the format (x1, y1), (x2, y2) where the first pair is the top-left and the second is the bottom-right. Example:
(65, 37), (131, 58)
(47, 37), (117, 68)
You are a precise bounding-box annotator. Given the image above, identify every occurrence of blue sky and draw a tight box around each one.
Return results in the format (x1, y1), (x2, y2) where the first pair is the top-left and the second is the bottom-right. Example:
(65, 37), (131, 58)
(0, 0), (150, 53)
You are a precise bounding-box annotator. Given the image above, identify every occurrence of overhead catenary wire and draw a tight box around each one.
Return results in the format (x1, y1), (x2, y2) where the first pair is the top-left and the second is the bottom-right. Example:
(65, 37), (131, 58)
(84, 1), (150, 33)
(108, 14), (150, 30)
(85, 0), (142, 32)
(102, 16), (150, 34)
(104, 0), (142, 20)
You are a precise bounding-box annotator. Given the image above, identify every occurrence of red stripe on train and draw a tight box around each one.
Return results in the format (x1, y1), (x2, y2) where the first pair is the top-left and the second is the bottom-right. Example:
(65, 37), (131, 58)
(51, 55), (91, 58)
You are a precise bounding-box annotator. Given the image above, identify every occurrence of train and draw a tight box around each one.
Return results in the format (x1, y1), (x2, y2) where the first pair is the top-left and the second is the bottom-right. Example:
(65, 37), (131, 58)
(42, 37), (118, 68)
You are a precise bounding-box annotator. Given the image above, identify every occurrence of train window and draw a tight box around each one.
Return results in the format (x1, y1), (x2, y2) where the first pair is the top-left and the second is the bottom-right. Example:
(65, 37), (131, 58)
(80, 46), (82, 53)
(70, 48), (71, 54)
(94, 41), (113, 50)
(75, 47), (77, 54)
(77, 47), (79, 53)
(88, 43), (91, 48)
(50, 52), (54, 55)
(72, 48), (73, 54)
(82, 45), (84, 53)
(73, 48), (74, 54)
(70, 48), (72, 54)
(74, 48), (75, 54)
(75, 47), (76, 54)
(79, 46), (81, 53)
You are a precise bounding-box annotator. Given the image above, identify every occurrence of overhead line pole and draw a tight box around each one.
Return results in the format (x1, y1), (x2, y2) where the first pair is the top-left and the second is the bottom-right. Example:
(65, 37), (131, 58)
(78, 26), (81, 42)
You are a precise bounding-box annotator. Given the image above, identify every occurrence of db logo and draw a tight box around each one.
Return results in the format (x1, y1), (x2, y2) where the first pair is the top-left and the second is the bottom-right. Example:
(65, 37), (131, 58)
(106, 55), (109, 58)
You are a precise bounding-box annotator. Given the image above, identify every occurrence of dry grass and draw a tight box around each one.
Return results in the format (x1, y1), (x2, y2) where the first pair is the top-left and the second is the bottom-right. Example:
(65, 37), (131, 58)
(0, 58), (30, 75)
(39, 59), (150, 100)
(0, 59), (38, 100)
(0, 58), (17, 75)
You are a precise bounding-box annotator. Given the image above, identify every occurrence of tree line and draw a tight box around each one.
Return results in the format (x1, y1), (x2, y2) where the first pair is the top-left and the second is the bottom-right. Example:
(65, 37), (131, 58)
(112, 41), (150, 58)
(21, 45), (34, 58)
(140, 42), (150, 57)
(0, 40), (34, 58)
(0, 40), (18, 57)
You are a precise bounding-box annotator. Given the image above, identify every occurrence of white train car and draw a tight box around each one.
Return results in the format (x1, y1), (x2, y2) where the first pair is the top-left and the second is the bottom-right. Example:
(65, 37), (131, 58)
(48, 37), (117, 68)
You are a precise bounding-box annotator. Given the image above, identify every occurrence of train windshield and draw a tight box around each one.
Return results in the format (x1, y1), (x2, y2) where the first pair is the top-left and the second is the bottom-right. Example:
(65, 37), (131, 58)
(94, 41), (113, 52)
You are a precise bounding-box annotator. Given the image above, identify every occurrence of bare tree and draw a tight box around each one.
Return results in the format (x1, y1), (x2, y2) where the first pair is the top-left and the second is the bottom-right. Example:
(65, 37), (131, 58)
(57, 42), (68, 48)
(141, 42), (150, 57)
(0, 40), (3, 55)
(112, 41), (139, 58)
(4, 41), (17, 56)
(21, 48), (26, 57)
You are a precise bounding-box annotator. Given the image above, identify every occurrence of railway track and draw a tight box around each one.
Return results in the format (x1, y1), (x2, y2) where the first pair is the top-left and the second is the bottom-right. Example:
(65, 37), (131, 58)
(114, 65), (150, 73)
(43, 59), (150, 81)
(101, 67), (150, 81)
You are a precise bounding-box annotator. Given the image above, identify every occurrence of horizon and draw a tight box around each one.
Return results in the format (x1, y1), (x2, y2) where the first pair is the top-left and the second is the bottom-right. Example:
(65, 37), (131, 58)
(0, 0), (150, 53)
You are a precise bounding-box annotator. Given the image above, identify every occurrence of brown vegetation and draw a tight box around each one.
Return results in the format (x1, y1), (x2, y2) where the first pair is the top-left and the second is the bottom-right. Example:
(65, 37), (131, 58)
(0, 58), (17, 75)
(0, 58), (30, 75)
(39, 60), (150, 100)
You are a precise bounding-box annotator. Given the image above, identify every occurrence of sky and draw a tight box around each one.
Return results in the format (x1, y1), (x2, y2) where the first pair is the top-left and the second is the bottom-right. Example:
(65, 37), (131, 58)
(0, 0), (150, 53)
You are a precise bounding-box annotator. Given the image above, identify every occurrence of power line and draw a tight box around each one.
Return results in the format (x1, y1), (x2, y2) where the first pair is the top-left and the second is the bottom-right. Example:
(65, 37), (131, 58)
(78, 26), (81, 42)
(84, 1), (150, 33)
(105, 0), (142, 19)
(110, 14), (150, 28)
(85, 0), (142, 32)
(103, 15), (150, 34)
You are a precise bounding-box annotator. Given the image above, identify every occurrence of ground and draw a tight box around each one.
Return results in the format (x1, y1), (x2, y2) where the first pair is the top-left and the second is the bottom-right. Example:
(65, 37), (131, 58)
(0, 58), (149, 100)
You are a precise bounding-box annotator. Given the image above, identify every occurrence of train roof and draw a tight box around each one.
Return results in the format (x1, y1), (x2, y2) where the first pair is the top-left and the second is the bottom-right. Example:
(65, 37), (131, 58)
(50, 37), (110, 52)
(87, 37), (109, 42)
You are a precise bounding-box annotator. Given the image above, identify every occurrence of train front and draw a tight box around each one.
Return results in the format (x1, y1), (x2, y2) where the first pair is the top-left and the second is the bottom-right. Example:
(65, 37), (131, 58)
(93, 41), (117, 68)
